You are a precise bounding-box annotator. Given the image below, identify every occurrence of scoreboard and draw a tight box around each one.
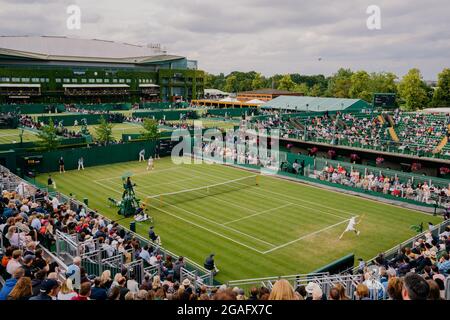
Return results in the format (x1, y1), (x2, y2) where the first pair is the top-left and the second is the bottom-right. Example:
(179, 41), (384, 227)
(373, 93), (397, 109)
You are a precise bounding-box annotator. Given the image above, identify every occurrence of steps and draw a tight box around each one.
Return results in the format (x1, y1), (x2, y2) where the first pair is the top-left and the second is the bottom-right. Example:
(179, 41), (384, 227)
(433, 136), (448, 154)
(388, 127), (400, 142)
(289, 118), (304, 130)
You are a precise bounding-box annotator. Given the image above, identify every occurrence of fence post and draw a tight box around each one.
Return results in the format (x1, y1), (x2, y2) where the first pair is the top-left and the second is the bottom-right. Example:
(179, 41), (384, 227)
(55, 231), (60, 257)
(98, 249), (103, 274)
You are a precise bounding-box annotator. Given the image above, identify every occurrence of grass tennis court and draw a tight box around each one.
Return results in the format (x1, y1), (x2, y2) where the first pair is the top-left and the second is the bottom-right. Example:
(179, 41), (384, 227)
(35, 157), (442, 282)
(0, 128), (40, 144)
(64, 119), (238, 141)
(64, 122), (145, 141)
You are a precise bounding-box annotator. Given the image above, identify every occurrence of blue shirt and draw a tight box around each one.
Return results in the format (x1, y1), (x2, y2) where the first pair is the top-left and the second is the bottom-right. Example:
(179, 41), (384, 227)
(437, 260), (450, 274)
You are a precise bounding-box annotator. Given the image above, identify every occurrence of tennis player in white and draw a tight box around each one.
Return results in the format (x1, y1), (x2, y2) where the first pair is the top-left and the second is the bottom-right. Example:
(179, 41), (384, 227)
(147, 156), (154, 171)
(139, 149), (145, 162)
(339, 216), (361, 239)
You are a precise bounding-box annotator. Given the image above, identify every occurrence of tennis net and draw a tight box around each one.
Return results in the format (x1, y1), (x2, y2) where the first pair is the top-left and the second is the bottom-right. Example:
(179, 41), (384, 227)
(145, 175), (259, 209)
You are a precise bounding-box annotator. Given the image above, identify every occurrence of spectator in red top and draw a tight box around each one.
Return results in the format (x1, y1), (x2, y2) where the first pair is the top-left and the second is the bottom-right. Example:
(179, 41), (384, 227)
(71, 282), (91, 301)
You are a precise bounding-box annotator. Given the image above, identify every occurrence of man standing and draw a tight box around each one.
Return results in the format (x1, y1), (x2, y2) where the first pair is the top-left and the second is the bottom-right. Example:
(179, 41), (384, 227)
(66, 256), (81, 290)
(139, 149), (145, 162)
(148, 226), (158, 242)
(78, 157), (84, 170)
(59, 156), (65, 173)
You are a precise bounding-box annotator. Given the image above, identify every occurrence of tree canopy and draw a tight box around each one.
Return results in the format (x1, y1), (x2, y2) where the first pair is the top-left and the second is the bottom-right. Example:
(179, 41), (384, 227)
(37, 118), (60, 151)
(204, 67), (444, 110)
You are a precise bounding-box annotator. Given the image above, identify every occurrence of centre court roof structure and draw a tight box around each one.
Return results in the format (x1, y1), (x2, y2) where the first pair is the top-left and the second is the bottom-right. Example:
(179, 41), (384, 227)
(261, 96), (372, 112)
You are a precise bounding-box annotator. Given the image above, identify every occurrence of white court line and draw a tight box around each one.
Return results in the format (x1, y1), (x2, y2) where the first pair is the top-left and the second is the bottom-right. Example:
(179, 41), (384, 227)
(262, 218), (351, 254)
(108, 175), (201, 190)
(186, 164), (357, 217)
(147, 203), (266, 254)
(94, 166), (183, 182)
(223, 203), (292, 225)
(95, 179), (275, 248)
(184, 165), (351, 220)
(105, 172), (257, 214)
(0, 133), (26, 137)
(147, 199), (276, 248)
(173, 171), (259, 214)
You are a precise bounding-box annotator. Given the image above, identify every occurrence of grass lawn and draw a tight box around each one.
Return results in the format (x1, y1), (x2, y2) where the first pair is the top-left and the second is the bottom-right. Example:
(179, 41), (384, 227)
(35, 157), (442, 282)
(0, 128), (40, 144)
(64, 122), (144, 141)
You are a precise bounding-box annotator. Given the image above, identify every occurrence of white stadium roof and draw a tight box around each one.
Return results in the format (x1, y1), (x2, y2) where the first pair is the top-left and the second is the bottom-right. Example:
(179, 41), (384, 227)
(0, 36), (184, 64)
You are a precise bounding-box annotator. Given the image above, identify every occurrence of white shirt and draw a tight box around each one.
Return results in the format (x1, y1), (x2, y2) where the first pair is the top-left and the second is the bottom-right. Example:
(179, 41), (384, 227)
(139, 250), (151, 264)
(127, 280), (140, 293)
(348, 218), (357, 228)
(57, 292), (78, 300)
(6, 259), (22, 275)
(149, 255), (158, 266)
(51, 197), (60, 210)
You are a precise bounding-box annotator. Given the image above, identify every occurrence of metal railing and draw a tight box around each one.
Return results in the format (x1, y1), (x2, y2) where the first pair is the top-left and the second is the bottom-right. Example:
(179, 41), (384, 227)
(357, 219), (450, 273)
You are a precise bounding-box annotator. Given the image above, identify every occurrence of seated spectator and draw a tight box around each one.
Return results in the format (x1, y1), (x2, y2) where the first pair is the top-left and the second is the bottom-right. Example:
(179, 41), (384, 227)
(57, 279), (77, 300)
(387, 277), (403, 300)
(29, 279), (60, 301)
(0, 267), (24, 300)
(355, 284), (370, 300)
(90, 278), (108, 300)
(71, 282), (92, 300)
(401, 273), (430, 300)
(268, 279), (297, 300)
(7, 276), (32, 301)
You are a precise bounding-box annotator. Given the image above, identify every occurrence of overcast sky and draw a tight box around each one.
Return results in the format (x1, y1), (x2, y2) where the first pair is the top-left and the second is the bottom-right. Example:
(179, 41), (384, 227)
(0, 0), (449, 79)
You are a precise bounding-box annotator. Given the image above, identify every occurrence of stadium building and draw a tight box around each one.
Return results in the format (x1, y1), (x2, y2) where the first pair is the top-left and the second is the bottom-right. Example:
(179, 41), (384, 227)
(0, 36), (205, 104)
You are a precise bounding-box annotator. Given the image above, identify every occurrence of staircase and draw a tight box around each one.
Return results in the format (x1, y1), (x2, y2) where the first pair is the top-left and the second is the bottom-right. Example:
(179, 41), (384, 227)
(388, 127), (400, 142)
(289, 118), (304, 130)
(433, 136), (448, 154)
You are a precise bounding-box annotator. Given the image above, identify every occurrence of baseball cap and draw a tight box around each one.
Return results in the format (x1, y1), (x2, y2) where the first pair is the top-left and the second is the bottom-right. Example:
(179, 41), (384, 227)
(40, 279), (59, 293)
(23, 255), (36, 264)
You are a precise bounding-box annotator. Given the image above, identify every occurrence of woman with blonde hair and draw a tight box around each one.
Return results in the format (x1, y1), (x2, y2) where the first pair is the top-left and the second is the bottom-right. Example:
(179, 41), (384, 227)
(100, 270), (113, 289)
(7, 277), (32, 300)
(268, 279), (298, 300)
(152, 275), (161, 290)
(58, 279), (78, 300)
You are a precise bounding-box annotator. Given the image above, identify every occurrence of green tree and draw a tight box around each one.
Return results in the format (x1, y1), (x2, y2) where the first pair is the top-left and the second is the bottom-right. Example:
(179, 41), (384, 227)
(224, 75), (238, 93)
(204, 72), (214, 88)
(349, 71), (371, 101)
(37, 118), (60, 151)
(369, 72), (398, 94)
(141, 118), (160, 140)
(293, 83), (309, 95)
(309, 84), (323, 97)
(432, 68), (450, 107)
(397, 68), (429, 111)
(327, 68), (353, 98)
(95, 116), (115, 145)
(277, 74), (296, 91)
(251, 73), (265, 90)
